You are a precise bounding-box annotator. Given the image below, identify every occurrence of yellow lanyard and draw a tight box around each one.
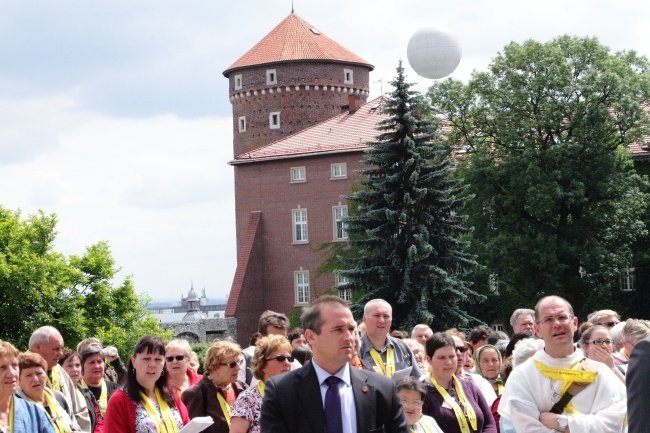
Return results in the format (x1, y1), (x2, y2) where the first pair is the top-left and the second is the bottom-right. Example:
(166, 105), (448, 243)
(81, 379), (108, 417)
(46, 367), (61, 392)
(257, 381), (265, 398)
(410, 417), (436, 433)
(429, 375), (477, 433)
(496, 383), (504, 396)
(139, 388), (178, 433)
(40, 388), (70, 433)
(216, 391), (232, 428)
(3, 396), (14, 433)
(369, 346), (395, 377)
(534, 359), (596, 415)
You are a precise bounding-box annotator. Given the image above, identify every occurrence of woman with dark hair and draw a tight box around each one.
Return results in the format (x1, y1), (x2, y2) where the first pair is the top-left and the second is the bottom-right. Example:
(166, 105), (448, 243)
(104, 336), (190, 433)
(580, 324), (625, 384)
(421, 333), (496, 433)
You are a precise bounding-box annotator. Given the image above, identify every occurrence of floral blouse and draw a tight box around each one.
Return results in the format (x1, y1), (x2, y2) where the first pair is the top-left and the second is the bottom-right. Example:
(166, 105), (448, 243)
(231, 386), (263, 433)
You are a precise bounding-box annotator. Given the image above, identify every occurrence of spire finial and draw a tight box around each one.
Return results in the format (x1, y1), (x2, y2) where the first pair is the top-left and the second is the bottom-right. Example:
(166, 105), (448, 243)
(291, 0), (294, 13)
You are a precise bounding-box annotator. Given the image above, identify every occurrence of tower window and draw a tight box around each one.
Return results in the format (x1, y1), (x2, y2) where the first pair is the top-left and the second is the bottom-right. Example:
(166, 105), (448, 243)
(270, 112), (281, 129)
(238, 116), (246, 133)
(344, 69), (354, 84)
(234, 74), (243, 90)
(266, 69), (277, 85)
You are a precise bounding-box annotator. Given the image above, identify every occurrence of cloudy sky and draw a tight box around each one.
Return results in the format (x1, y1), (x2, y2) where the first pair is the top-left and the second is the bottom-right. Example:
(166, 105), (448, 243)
(2, 1), (648, 303)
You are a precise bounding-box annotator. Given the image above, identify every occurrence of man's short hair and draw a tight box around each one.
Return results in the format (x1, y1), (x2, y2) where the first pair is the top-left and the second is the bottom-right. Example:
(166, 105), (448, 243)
(587, 310), (620, 325)
(28, 326), (60, 350)
(509, 309), (535, 329)
(411, 324), (433, 337)
(533, 296), (574, 322)
(301, 295), (349, 335)
(258, 310), (289, 336)
(469, 325), (493, 345)
(363, 299), (391, 316)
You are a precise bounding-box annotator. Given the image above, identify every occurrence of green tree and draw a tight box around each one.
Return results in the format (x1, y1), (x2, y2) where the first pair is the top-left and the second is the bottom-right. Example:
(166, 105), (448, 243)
(428, 36), (650, 319)
(0, 205), (167, 353)
(341, 61), (482, 331)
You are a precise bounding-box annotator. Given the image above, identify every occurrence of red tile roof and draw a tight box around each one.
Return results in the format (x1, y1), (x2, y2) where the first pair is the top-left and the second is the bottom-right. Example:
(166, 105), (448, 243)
(223, 13), (373, 75)
(230, 97), (387, 164)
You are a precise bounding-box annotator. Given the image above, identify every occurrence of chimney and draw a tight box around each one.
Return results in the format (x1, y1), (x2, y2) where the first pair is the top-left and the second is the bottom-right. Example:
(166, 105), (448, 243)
(348, 95), (362, 113)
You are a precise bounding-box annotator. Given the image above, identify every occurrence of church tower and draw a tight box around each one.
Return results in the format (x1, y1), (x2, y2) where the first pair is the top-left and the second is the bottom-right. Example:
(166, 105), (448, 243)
(223, 13), (374, 157)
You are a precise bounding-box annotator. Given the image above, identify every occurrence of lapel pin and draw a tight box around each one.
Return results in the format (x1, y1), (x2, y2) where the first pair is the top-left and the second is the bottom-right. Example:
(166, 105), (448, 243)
(361, 386), (368, 393)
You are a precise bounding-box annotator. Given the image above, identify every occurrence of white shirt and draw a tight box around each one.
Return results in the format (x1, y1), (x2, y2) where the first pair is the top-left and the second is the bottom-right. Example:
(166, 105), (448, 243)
(312, 360), (357, 433)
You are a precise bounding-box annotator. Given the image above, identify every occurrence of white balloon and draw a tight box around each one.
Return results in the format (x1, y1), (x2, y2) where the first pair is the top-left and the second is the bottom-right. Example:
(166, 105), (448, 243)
(407, 26), (462, 79)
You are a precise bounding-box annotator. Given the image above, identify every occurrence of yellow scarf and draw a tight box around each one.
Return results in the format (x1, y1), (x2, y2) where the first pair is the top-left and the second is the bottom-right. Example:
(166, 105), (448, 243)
(369, 346), (395, 377)
(410, 416), (436, 433)
(46, 367), (61, 392)
(1, 396), (14, 433)
(257, 381), (265, 398)
(216, 391), (232, 428)
(139, 388), (178, 433)
(533, 359), (597, 414)
(429, 374), (477, 433)
(81, 378), (108, 417)
(39, 388), (70, 433)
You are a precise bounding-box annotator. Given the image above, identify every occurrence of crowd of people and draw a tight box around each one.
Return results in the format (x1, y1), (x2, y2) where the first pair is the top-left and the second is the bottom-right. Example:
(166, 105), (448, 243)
(0, 295), (647, 433)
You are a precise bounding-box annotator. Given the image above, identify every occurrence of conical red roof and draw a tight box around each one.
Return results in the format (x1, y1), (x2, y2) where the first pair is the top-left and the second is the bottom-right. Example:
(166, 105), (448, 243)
(223, 13), (373, 75)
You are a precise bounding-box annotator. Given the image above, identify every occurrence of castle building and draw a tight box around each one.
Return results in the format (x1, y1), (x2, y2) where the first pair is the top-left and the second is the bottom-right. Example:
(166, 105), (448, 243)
(223, 12), (385, 343)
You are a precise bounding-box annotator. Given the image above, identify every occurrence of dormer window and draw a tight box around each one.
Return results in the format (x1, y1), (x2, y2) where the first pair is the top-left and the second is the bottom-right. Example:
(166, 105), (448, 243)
(266, 69), (277, 85)
(234, 74), (243, 90)
(344, 69), (353, 84)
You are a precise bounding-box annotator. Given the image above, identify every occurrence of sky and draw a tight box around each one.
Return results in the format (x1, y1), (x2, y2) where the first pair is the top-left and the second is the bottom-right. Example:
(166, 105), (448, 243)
(2, 1), (649, 303)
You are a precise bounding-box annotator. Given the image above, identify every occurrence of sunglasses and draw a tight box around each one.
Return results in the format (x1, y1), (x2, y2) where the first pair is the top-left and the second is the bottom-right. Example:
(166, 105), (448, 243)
(455, 346), (468, 353)
(601, 321), (619, 328)
(165, 355), (185, 362)
(265, 355), (294, 363)
(220, 361), (239, 368)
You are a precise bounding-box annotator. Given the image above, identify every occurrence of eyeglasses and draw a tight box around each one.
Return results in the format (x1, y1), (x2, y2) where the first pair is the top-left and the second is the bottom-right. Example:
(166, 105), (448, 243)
(586, 339), (612, 346)
(399, 399), (423, 407)
(600, 321), (619, 328)
(165, 355), (186, 362)
(219, 361), (239, 368)
(537, 314), (573, 325)
(265, 355), (294, 363)
(455, 346), (468, 353)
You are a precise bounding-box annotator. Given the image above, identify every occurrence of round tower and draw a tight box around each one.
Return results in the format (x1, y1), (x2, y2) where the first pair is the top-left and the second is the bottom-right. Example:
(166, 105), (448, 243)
(223, 13), (374, 157)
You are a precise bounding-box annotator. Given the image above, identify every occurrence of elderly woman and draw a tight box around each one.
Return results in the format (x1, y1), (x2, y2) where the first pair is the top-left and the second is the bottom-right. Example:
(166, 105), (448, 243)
(0, 340), (54, 433)
(403, 339), (428, 376)
(421, 333), (496, 433)
(104, 335), (189, 433)
(16, 351), (79, 432)
(396, 377), (443, 433)
(474, 345), (503, 396)
(181, 339), (247, 433)
(165, 339), (202, 396)
(79, 344), (119, 433)
(59, 351), (82, 386)
(230, 335), (292, 433)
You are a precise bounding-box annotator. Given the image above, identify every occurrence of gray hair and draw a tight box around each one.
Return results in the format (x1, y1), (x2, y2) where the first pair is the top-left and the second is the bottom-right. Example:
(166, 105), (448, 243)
(622, 318), (650, 345)
(512, 338), (545, 368)
(587, 310), (620, 325)
(411, 324), (432, 337)
(363, 299), (391, 316)
(610, 322), (626, 348)
(28, 326), (60, 350)
(509, 309), (535, 329)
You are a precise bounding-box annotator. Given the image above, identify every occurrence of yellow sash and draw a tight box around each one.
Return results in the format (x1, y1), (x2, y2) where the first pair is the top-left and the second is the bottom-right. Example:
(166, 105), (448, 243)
(370, 346), (395, 377)
(81, 378), (108, 417)
(429, 375), (477, 433)
(257, 381), (265, 398)
(41, 388), (70, 433)
(139, 388), (178, 433)
(2, 396), (14, 433)
(46, 367), (61, 392)
(533, 359), (597, 415)
(411, 416), (436, 433)
(216, 391), (232, 428)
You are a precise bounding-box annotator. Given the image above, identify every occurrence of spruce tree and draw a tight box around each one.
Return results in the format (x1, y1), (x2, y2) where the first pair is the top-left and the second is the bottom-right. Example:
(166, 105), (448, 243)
(342, 61), (481, 330)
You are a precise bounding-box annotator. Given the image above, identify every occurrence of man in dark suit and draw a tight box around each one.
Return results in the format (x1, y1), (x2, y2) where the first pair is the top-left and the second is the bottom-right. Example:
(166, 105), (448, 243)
(627, 335), (650, 433)
(260, 295), (408, 433)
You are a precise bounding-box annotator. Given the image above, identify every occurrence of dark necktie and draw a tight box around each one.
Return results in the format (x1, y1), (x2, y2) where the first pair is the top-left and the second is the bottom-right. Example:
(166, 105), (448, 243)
(325, 376), (343, 433)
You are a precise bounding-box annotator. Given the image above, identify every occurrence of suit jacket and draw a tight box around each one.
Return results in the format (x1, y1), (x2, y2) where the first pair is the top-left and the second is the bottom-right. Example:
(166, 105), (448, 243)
(260, 361), (408, 433)
(627, 336), (650, 433)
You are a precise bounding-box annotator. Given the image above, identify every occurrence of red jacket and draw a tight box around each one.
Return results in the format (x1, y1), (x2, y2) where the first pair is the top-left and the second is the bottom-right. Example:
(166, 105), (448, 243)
(104, 389), (190, 433)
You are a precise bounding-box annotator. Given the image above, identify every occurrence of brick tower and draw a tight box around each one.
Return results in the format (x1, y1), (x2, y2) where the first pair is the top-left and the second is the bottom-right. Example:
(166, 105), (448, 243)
(223, 13), (374, 157)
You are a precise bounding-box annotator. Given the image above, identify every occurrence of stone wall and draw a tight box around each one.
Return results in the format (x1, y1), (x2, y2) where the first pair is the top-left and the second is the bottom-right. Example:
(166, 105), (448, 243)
(160, 317), (237, 343)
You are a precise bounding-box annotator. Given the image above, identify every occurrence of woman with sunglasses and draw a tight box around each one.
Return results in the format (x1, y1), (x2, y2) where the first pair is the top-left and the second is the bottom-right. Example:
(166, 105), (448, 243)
(181, 339), (247, 433)
(421, 333), (496, 433)
(230, 335), (293, 433)
(580, 325), (626, 384)
(164, 339), (202, 396)
(104, 335), (190, 433)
